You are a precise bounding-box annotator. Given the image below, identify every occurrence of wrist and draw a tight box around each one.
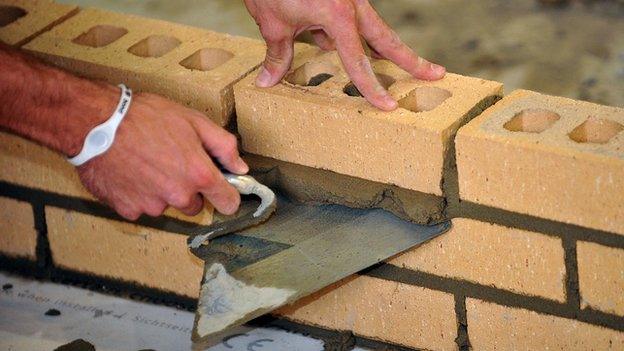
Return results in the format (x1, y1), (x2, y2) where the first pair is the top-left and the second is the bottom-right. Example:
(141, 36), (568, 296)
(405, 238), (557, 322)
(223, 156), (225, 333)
(67, 84), (132, 166)
(61, 82), (119, 157)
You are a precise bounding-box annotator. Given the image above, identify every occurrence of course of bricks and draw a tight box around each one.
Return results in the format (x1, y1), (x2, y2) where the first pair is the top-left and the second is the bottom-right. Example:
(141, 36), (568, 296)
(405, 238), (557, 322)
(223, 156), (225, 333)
(236, 48), (503, 197)
(1, 2), (623, 350)
(22, 6), (266, 126)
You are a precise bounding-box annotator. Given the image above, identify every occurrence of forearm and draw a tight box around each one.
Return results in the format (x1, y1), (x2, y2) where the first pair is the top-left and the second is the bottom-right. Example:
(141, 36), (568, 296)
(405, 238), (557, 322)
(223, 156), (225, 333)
(0, 43), (118, 156)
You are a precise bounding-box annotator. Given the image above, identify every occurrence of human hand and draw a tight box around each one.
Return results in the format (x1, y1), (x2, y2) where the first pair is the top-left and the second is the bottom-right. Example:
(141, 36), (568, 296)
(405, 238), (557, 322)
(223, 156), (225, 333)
(243, 0), (446, 111)
(77, 92), (248, 221)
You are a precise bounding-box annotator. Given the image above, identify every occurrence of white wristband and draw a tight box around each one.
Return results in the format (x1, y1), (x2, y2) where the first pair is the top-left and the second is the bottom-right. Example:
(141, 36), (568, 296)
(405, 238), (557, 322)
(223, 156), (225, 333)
(68, 84), (132, 166)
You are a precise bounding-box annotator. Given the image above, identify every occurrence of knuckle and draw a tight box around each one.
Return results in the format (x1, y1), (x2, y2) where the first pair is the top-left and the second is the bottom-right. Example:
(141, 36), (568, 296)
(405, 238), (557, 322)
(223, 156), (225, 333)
(330, 0), (356, 20)
(167, 190), (191, 208)
(260, 25), (288, 44)
(222, 134), (238, 153)
(190, 165), (217, 188)
(386, 31), (404, 50)
(265, 53), (287, 67)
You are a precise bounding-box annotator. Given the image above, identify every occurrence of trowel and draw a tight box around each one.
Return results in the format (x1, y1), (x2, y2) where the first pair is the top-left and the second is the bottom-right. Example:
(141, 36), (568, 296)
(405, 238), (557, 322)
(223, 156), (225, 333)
(186, 174), (451, 344)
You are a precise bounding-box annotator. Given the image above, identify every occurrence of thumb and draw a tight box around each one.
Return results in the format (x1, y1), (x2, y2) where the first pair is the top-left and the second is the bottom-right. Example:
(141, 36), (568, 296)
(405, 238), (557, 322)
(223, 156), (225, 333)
(256, 31), (294, 88)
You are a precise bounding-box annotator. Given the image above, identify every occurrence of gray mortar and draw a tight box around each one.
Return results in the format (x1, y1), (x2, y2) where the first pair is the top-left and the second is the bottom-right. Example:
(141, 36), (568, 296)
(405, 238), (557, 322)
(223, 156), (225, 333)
(442, 94), (503, 217)
(244, 154), (446, 225)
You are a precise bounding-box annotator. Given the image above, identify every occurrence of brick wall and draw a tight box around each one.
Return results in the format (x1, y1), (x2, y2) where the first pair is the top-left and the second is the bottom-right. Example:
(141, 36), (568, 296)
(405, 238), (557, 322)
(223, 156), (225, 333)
(1, 2), (623, 350)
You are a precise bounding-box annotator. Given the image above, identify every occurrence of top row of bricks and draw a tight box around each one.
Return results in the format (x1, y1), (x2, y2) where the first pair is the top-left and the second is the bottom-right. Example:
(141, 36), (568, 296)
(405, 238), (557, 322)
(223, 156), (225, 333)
(19, 6), (268, 126)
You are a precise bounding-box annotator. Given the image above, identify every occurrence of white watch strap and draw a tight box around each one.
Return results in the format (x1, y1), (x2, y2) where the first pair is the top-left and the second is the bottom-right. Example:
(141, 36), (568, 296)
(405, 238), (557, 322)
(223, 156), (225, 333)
(68, 84), (132, 166)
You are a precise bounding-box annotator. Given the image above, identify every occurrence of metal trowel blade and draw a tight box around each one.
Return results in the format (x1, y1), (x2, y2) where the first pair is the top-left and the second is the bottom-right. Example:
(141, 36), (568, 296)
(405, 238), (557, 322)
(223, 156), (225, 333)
(191, 195), (451, 344)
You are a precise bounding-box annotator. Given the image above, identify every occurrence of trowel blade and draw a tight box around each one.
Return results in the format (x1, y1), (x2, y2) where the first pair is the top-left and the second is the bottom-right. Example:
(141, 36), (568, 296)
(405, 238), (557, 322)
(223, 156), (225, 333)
(191, 195), (451, 344)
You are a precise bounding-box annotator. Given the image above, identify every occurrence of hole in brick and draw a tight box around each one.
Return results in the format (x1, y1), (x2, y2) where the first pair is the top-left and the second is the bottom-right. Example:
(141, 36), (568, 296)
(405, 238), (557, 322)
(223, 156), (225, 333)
(128, 35), (181, 58)
(398, 86), (452, 112)
(503, 109), (561, 133)
(343, 74), (396, 97)
(285, 62), (339, 86)
(179, 48), (234, 71)
(568, 117), (623, 144)
(72, 25), (128, 48)
(0, 6), (27, 27)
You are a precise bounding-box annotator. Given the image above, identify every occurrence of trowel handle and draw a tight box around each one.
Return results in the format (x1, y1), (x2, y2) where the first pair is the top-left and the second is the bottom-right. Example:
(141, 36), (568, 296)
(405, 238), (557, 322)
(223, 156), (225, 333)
(222, 173), (276, 218)
(187, 174), (277, 250)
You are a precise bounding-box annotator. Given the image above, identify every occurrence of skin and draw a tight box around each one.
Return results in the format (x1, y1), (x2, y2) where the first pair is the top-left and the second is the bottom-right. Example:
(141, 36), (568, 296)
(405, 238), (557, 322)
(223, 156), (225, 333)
(243, 0), (446, 110)
(0, 43), (246, 220)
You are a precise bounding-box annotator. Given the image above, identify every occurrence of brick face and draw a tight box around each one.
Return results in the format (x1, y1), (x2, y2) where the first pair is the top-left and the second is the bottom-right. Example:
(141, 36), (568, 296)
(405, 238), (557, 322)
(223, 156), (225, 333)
(23, 7), (265, 126)
(577, 241), (624, 317)
(0, 0), (77, 46)
(467, 298), (624, 350)
(277, 275), (458, 351)
(456, 89), (624, 235)
(0, 132), (90, 198)
(0, 196), (36, 259)
(45, 207), (204, 298)
(389, 218), (567, 302)
(236, 48), (502, 196)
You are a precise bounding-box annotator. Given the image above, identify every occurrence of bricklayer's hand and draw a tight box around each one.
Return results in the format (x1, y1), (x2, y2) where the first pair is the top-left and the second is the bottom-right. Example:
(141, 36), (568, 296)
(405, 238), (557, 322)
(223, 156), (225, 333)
(77, 92), (248, 220)
(243, 0), (446, 111)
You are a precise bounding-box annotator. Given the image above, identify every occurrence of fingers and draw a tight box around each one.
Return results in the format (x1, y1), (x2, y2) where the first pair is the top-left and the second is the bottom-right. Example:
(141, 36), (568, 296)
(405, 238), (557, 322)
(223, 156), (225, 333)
(355, 2), (445, 81)
(192, 156), (241, 215)
(329, 15), (397, 111)
(311, 29), (335, 51)
(143, 199), (167, 217)
(256, 26), (295, 87)
(191, 116), (248, 174)
(175, 193), (204, 216)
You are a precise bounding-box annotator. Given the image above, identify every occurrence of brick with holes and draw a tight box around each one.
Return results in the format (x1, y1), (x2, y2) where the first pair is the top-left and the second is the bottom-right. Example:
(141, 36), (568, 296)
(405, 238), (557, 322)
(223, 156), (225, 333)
(22, 7), (265, 126)
(0, 0), (77, 46)
(235, 48), (503, 196)
(456, 90), (624, 235)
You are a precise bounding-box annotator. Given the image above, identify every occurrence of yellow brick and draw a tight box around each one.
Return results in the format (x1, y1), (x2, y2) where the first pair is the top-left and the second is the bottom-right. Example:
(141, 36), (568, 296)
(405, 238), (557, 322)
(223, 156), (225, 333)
(578, 241), (624, 317)
(236, 48), (503, 196)
(23, 7), (265, 126)
(45, 207), (204, 298)
(0, 0), (77, 46)
(0, 132), (89, 198)
(467, 298), (624, 350)
(389, 218), (566, 301)
(278, 275), (457, 350)
(0, 196), (36, 259)
(0, 132), (213, 224)
(456, 90), (624, 235)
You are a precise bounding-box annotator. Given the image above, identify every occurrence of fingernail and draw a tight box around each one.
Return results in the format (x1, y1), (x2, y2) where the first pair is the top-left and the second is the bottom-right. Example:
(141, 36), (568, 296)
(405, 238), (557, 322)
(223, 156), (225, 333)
(381, 95), (398, 111)
(255, 67), (272, 88)
(432, 63), (446, 77)
(227, 197), (240, 215)
(237, 157), (249, 174)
